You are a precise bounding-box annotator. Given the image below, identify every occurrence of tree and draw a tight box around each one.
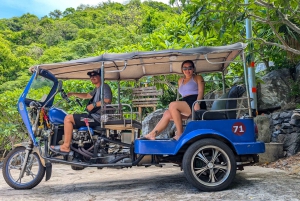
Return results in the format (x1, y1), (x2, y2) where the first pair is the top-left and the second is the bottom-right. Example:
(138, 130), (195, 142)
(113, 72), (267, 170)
(4, 17), (23, 32)
(49, 9), (63, 19)
(0, 37), (19, 83)
(38, 21), (78, 46)
(63, 7), (76, 17)
(177, 0), (300, 57)
(250, 0), (300, 55)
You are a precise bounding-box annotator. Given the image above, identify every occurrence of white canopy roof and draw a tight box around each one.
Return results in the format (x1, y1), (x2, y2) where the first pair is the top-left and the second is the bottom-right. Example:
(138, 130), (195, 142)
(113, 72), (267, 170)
(34, 42), (247, 80)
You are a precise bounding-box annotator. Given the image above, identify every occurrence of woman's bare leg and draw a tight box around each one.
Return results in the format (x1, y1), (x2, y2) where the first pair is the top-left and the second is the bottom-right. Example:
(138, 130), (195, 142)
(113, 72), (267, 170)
(143, 110), (172, 140)
(169, 101), (191, 140)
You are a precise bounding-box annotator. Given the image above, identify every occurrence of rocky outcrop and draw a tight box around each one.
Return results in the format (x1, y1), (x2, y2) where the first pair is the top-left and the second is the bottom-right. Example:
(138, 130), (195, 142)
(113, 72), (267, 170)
(254, 115), (271, 143)
(266, 110), (300, 156)
(257, 69), (292, 111)
(141, 109), (173, 139)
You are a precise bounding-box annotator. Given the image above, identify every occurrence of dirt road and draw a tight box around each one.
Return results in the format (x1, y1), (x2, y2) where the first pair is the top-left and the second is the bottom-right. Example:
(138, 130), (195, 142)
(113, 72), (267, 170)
(0, 164), (300, 201)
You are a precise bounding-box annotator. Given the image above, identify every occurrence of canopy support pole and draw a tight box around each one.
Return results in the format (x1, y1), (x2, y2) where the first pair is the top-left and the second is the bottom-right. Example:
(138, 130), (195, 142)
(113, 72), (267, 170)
(222, 71), (226, 94)
(245, 0), (257, 116)
(101, 62), (105, 127)
(242, 51), (253, 117)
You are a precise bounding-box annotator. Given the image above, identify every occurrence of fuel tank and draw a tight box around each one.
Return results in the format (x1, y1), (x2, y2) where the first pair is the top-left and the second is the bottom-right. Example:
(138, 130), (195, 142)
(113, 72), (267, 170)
(48, 108), (67, 125)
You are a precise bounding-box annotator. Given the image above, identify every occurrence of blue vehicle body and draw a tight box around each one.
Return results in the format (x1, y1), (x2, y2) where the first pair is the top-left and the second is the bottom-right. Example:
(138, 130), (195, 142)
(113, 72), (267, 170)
(48, 108), (67, 125)
(135, 119), (264, 155)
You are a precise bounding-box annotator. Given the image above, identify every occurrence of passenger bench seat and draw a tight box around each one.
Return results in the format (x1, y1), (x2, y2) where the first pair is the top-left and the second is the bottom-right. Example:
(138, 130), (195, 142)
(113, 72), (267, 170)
(194, 85), (245, 120)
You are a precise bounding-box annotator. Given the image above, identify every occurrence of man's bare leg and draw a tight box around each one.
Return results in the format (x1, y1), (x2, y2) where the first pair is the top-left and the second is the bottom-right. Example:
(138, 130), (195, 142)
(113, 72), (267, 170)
(51, 114), (74, 152)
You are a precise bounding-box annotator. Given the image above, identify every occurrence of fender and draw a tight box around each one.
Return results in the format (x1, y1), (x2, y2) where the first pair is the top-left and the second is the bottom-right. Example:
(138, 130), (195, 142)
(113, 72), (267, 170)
(14, 142), (46, 167)
(134, 128), (234, 155)
(175, 128), (264, 155)
(174, 128), (235, 154)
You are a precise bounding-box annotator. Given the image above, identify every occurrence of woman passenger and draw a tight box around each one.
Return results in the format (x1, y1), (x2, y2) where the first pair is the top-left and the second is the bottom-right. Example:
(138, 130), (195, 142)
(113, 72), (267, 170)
(142, 60), (206, 141)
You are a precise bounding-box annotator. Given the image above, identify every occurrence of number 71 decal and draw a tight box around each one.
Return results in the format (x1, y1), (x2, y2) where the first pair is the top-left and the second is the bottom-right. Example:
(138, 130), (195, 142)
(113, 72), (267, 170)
(232, 122), (246, 136)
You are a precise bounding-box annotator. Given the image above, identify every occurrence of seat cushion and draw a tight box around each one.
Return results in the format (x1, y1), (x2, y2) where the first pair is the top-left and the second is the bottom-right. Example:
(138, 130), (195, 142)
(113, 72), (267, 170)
(211, 92), (228, 110)
(226, 85), (245, 119)
(194, 85), (245, 120)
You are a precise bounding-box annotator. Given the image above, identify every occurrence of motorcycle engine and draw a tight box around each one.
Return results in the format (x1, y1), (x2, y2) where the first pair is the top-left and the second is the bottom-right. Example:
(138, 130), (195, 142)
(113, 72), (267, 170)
(70, 129), (131, 164)
(72, 130), (95, 147)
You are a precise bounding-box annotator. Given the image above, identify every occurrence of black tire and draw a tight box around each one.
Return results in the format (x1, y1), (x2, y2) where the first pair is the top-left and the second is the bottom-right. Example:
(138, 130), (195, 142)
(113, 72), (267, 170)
(182, 138), (236, 192)
(71, 165), (85, 170)
(2, 146), (45, 189)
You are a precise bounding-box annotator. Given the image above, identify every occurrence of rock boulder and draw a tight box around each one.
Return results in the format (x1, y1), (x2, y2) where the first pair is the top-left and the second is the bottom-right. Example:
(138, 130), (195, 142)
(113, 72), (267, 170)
(142, 109), (173, 139)
(257, 69), (291, 111)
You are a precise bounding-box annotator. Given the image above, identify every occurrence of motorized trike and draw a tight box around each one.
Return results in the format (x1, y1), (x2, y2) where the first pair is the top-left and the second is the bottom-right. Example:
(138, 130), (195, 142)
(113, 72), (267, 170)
(2, 42), (265, 191)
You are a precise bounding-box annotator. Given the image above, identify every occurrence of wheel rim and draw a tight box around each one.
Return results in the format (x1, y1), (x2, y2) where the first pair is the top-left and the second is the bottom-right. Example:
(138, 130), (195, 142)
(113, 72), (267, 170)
(6, 149), (41, 186)
(190, 145), (231, 187)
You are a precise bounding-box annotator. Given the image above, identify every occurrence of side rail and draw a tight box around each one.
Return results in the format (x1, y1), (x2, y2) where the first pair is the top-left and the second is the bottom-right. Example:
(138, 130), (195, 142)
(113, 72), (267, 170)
(192, 97), (251, 120)
(101, 103), (134, 124)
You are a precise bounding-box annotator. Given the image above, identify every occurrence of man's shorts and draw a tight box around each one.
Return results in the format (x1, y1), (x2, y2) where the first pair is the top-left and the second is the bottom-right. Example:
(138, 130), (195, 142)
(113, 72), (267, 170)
(73, 113), (100, 128)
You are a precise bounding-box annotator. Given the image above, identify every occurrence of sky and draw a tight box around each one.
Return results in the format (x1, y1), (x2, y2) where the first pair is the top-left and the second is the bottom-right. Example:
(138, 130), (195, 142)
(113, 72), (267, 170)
(0, 0), (170, 19)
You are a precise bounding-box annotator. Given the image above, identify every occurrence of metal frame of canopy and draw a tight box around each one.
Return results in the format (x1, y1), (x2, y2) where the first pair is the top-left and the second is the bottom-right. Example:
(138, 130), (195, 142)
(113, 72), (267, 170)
(32, 42), (247, 81)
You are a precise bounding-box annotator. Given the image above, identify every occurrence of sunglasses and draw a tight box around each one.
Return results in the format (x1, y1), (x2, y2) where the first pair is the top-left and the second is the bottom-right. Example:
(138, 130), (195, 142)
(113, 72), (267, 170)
(89, 74), (98, 78)
(182, 66), (193, 71)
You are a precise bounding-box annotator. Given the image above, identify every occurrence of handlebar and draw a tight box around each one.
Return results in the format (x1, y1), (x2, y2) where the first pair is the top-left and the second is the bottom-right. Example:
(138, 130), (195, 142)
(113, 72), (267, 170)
(76, 98), (83, 107)
(60, 89), (70, 103)
(57, 80), (83, 107)
(60, 89), (83, 107)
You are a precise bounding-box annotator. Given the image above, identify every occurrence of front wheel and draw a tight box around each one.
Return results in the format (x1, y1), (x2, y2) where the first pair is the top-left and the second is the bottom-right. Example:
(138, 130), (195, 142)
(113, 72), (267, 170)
(2, 146), (45, 189)
(182, 139), (236, 191)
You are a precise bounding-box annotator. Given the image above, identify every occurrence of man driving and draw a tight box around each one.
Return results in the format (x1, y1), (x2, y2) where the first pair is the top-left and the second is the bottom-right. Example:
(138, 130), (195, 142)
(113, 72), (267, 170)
(50, 69), (112, 154)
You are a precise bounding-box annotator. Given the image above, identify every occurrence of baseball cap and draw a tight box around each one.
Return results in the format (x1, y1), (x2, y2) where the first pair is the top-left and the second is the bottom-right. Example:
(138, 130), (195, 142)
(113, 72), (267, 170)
(87, 69), (101, 77)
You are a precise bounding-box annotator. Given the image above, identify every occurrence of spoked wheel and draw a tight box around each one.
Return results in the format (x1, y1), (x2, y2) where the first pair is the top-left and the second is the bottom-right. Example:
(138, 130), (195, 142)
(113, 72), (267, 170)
(2, 146), (45, 189)
(182, 139), (236, 192)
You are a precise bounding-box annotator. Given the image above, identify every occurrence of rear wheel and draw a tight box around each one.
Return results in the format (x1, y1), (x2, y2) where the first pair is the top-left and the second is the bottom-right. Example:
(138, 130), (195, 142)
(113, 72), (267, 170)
(2, 147), (45, 189)
(182, 139), (236, 191)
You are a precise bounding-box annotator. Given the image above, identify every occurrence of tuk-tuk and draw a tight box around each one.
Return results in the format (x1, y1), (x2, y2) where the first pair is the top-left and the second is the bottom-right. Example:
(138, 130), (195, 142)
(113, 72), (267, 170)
(2, 42), (265, 191)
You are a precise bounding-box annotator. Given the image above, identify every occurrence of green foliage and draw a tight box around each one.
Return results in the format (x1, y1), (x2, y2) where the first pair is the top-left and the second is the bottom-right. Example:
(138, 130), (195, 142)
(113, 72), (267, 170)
(1, 0), (300, 152)
(158, 88), (177, 108)
(179, 0), (300, 63)
(0, 72), (31, 93)
(289, 79), (300, 99)
(0, 89), (26, 152)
